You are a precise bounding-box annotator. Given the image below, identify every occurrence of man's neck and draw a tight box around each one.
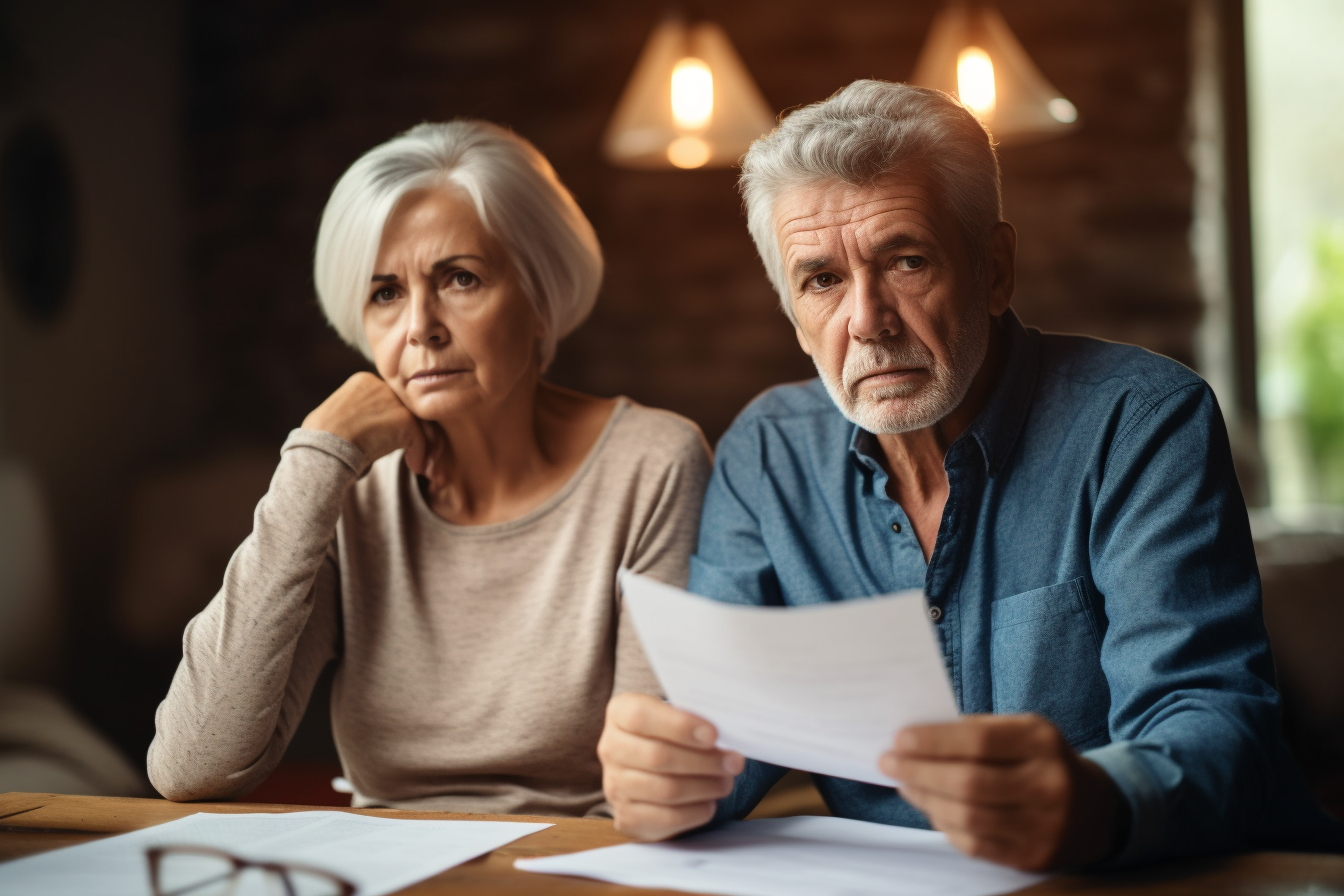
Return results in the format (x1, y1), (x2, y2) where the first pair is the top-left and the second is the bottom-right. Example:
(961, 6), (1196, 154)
(875, 320), (1008, 558)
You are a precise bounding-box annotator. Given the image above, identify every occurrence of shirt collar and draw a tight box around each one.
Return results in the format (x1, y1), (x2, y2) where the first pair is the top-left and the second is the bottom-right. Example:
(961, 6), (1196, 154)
(963, 309), (1039, 477)
(847, 309), (1040, 479)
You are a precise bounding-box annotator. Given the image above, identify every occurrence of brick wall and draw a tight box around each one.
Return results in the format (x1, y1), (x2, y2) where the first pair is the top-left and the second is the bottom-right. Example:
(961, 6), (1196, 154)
(183, 0), (1200, 445)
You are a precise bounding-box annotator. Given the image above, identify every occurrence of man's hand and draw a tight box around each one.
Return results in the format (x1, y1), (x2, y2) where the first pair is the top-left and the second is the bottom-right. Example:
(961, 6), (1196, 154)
(302, 372), (441, 476)
(881, 714), (1124, 871)
(598, 693), (744, 840)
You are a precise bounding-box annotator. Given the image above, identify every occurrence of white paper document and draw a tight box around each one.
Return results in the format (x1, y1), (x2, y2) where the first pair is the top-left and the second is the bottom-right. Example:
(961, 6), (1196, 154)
(517, 815), (1046, 896)
(621, 571), (959, 786)
(0, 810), (549, 896)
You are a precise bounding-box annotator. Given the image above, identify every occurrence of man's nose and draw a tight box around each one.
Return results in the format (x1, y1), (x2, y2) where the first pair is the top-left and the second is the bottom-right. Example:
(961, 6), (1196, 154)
(848, 272), (900, 342)
(406, 287), (450, 346)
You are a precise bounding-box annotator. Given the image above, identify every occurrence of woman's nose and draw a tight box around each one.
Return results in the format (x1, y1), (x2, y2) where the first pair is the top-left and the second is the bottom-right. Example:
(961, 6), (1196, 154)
(406, 289), (449, 346)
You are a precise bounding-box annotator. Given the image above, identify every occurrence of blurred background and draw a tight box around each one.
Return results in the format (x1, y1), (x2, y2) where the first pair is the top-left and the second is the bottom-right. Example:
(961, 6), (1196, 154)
(0, 0), (1341, 819)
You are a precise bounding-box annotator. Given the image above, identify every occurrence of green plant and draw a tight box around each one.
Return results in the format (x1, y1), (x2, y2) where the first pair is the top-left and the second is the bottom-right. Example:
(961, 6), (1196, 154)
(1292, 225), (1344, 501)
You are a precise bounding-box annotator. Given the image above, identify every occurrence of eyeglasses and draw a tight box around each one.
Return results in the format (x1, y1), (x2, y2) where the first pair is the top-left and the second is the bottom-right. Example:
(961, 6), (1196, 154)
(145, 845), (356, 896)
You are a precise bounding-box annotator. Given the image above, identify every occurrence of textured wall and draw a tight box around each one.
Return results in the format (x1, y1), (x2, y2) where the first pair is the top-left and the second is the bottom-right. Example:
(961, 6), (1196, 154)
(182, 0), (1200, 445)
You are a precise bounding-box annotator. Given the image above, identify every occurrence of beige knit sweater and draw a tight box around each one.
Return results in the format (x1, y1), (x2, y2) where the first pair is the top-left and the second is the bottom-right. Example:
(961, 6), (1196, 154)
(148, 398), (710, 816)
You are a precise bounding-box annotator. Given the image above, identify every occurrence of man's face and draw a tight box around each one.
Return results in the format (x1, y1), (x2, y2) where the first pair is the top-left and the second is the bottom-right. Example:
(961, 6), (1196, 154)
(775, 172), (1001, 434)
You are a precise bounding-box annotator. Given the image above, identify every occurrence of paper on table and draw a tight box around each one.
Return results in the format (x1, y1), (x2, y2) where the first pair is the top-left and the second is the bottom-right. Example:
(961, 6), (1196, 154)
(517, 815), (1046, 896)
(0, 810), (549, 896)
(620, 571), (959, 786)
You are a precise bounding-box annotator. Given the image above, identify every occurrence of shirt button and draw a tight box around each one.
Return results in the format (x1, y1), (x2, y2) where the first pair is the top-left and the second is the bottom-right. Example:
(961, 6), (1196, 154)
(891, 522), (902, 533)
(928, 605), (943, 622)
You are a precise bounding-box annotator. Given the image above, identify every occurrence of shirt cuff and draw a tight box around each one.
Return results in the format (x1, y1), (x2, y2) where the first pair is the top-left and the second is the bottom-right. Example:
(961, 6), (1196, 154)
(1083, 740), (1172, 867)
(281, 428), (366, 475)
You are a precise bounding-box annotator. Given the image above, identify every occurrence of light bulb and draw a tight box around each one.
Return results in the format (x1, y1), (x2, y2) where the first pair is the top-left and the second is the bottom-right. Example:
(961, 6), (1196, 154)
(956, 46), (996, 117)
(670, 57), (714, 130)
(667, 135), (711, 168)
(603, 20), (775, 169)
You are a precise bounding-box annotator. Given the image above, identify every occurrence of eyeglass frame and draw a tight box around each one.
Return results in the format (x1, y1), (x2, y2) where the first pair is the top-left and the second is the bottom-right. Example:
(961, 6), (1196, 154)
(145, 844), (357, 896)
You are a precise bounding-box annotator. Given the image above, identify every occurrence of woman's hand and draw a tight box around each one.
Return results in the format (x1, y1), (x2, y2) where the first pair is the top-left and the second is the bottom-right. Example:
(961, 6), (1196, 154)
(302, 372), (440, 475)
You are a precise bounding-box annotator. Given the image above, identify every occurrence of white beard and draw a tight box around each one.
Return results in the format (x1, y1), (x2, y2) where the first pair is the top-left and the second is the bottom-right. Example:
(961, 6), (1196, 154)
(815, 314), (991, 434)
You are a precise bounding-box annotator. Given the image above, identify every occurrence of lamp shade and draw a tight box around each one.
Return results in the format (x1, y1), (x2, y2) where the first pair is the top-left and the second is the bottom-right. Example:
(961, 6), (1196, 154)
(910, 3), (1078, 144)
(603, 18), (776, 169)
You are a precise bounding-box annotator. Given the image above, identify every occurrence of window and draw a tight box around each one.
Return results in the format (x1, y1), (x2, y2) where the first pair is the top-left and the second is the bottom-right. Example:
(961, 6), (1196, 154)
(1247, 0), (1344, 509)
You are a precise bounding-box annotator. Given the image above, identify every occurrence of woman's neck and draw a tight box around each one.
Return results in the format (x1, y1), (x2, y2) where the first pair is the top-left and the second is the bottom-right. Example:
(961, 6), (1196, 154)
(419, 378), (613, 526)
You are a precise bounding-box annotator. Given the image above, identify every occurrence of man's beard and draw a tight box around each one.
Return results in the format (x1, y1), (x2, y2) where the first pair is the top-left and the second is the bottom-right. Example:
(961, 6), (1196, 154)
(815, 315), (991, 435)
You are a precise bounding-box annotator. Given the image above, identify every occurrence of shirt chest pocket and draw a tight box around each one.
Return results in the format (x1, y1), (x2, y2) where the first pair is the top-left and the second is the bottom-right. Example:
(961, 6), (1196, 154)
(989, 578), (1110, 749)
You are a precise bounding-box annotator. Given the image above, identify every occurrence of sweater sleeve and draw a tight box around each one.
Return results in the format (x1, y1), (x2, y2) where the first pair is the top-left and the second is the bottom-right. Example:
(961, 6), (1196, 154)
(612, 417), (713, 700)
(147, 429), (363, 801)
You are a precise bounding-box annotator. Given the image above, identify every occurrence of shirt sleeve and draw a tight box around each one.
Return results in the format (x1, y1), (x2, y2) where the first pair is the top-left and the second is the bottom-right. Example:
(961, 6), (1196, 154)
(687, 419), (785, 606)
(146, 429), (361, 801)
(687, 419), (791, 820)
(1088, 381), (1341, 863)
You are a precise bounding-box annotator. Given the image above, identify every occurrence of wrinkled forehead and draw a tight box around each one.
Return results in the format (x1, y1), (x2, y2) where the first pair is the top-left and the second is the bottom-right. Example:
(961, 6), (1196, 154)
(772, 170), (953, 254)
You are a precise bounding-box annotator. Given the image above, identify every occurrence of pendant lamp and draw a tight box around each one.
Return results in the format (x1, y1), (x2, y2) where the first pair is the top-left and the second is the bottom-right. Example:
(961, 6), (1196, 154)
(603, 16), (776, 169)
(910, 3), (1078, 144)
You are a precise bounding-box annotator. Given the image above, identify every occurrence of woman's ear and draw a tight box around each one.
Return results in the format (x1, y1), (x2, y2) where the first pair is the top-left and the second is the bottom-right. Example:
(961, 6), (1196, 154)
(533, 318), (551, 370)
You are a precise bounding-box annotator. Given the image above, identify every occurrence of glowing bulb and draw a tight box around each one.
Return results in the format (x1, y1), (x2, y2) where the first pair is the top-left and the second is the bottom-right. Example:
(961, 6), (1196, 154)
(670, 57), (714, 130)
(667, 135), (711, 168)
(956, 46), (996, 116)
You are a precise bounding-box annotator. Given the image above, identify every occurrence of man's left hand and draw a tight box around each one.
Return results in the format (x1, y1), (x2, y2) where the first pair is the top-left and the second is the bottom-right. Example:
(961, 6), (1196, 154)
(880, 714), (1125, 872)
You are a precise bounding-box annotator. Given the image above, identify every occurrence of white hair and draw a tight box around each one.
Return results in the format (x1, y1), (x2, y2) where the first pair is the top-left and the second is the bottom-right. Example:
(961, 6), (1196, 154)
(740, 79), (1002, 324)
(313, 120), (603, 369)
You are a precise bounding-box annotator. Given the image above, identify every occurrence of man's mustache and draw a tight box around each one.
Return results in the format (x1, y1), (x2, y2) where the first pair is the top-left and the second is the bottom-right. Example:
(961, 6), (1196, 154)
(841, 341), (935, 395)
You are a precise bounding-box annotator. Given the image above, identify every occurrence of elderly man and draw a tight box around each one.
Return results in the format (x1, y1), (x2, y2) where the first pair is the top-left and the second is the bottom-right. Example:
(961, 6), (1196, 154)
(598, 79), (1341, 870)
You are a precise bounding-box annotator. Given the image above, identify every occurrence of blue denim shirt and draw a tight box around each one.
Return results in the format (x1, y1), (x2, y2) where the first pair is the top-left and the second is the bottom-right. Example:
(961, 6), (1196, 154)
(690, 313), (1341, 865)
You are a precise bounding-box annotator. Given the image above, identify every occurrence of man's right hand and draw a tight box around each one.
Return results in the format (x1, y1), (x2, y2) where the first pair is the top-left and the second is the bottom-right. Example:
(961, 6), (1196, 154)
(302, 372), (440, 476)
(598, 693), (744, 840)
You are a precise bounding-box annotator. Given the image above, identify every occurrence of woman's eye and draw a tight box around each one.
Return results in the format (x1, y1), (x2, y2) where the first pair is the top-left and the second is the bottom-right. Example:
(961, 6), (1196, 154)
(371, 286), (398, 304)
(894, 256), (926, 271)
(448, 270), (479, 289)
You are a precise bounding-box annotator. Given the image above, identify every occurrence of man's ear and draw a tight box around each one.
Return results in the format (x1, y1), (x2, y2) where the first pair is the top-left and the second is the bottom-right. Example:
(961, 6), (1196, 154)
(794, 324), (814, 357)
(988, 221), (1017, 317)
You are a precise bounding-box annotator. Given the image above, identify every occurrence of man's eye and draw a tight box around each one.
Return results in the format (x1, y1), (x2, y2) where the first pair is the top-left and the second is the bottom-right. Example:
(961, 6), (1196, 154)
(808, 272), (841, 290)
(894, 256), (926, 271)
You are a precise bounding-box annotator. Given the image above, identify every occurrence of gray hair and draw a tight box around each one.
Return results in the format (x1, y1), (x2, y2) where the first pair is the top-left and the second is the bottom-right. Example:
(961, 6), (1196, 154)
(313, 120), (602, 369)
(740, 79), (1002, 323)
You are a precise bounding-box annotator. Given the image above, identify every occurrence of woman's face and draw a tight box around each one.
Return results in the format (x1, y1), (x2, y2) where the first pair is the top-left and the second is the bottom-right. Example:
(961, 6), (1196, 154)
(363, 187), (543, 423)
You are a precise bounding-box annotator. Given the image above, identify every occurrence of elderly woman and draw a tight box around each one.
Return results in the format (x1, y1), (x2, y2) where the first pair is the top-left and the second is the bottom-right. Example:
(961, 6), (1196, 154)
(148, 121), (710, 816)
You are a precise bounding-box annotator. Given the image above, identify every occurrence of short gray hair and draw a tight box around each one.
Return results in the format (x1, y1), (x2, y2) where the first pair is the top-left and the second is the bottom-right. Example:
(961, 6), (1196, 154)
(740, 79), (1002, 323)
(313, 120), (602, 369)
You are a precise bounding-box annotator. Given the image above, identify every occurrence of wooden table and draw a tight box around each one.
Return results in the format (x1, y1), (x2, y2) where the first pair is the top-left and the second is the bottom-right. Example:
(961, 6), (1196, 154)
(3, 792), (1343, 895)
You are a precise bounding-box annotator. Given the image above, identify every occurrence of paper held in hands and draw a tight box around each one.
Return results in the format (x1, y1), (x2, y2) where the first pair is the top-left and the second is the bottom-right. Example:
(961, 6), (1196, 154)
(619, 571), (959, 786)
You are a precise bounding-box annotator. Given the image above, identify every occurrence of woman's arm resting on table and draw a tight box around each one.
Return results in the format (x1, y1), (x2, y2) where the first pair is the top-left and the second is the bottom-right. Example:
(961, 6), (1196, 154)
(148, 374), (424, 802)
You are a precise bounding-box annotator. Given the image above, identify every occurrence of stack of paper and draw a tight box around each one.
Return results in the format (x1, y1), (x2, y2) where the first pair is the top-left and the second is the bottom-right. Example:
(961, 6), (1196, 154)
(517, 815), (1046, 896)
(0, 810), (549, 896)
